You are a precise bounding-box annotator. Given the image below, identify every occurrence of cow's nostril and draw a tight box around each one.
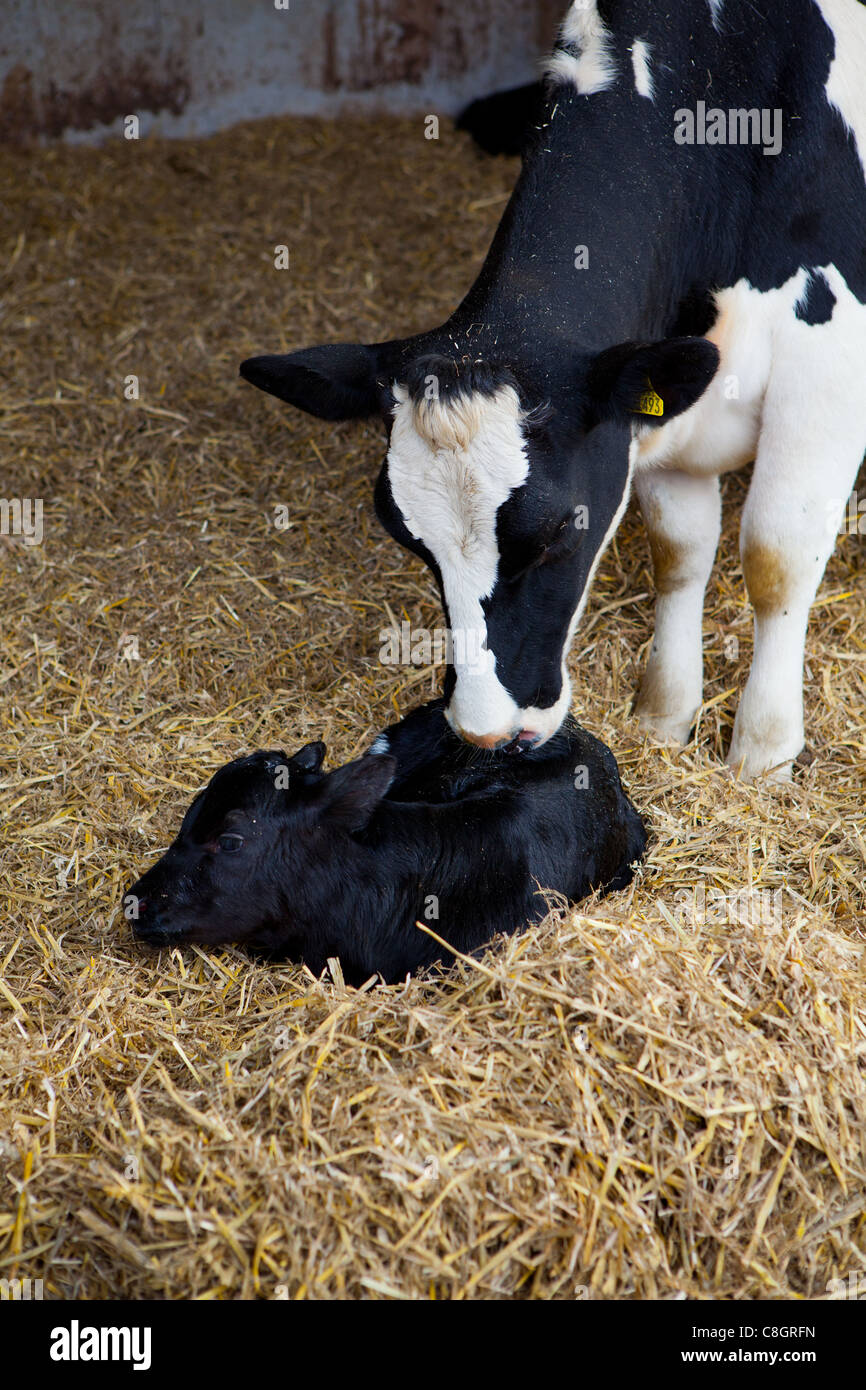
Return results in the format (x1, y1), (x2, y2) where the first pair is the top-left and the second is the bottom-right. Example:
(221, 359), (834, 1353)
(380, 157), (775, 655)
(503, 733), (534, 755)
(454, 724), (544, 753)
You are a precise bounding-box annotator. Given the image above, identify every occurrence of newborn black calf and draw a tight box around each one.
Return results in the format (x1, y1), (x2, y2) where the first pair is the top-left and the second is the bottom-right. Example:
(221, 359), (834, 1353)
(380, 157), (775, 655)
(126, 700), (646, 984)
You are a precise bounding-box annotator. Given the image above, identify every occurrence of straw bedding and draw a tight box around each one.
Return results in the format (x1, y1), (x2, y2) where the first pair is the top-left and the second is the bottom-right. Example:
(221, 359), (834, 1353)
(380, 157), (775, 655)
(0, 115), (864, 1300)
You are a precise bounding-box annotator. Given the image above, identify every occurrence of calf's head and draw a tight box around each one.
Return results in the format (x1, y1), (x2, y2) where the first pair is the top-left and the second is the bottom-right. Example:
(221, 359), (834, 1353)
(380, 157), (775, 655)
(241, 335), (718, 748)
(126, 744), (395, 949)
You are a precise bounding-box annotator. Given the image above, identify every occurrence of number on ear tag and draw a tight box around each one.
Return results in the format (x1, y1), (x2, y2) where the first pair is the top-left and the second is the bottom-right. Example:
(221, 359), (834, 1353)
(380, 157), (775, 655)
(634, 384), (664, 417)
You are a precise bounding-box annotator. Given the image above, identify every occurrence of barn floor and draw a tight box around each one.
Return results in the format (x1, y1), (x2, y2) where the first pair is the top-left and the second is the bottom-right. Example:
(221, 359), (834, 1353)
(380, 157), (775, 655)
(1, 115), (864, 1301)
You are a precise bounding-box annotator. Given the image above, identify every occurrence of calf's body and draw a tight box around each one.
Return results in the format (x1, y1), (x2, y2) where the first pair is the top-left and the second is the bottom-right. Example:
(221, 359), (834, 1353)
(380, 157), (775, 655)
(127, 701), (646, 984)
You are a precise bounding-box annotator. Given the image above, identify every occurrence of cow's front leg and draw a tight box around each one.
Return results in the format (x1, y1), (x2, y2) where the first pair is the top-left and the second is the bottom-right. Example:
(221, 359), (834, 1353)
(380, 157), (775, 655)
(633, 469), (721, 744)
(729, 444), (862, 782)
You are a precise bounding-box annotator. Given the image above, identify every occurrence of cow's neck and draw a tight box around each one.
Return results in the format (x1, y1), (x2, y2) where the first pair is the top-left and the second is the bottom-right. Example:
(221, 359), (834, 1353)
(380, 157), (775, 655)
(447, 92), (719, 390)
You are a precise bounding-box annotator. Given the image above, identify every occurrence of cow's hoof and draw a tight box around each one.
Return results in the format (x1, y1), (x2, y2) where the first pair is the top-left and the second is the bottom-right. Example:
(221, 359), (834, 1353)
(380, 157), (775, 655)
(727, 713), (803, 783)
(726, 744), (795, 784)
(636, 711), (694, 746)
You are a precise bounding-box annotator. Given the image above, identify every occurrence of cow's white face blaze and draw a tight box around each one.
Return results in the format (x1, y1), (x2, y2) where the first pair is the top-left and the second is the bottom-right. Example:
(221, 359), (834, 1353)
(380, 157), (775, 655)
(382, 367), (636, 750)
(387, 381), (554, 746)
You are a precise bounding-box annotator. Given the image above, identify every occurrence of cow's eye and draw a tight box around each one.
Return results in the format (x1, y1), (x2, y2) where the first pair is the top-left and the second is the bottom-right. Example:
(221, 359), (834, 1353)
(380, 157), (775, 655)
(506, 518), (575, 583)
(219, 833), (245, 853)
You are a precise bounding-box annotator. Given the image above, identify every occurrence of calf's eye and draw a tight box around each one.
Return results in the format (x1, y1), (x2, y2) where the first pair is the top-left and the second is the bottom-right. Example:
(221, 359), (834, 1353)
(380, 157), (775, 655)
(219, 833), (245, 853)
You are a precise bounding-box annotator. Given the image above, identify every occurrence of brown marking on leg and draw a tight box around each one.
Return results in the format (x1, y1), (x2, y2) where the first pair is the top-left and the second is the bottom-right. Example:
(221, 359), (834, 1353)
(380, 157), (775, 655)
(648, 531), (692, 595)
(643, 496), (694, 595)
(741, 541), (792, 617)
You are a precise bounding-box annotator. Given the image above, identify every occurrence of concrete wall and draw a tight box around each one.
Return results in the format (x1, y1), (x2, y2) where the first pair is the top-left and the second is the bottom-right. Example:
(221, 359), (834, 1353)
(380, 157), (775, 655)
(0, 0), (564, 144)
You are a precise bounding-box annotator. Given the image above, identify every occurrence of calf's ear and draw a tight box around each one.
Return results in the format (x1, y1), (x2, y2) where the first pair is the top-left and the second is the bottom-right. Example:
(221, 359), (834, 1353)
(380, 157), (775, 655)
(292, 741), (327, 775)
(317, 754), (397, 832)
(239, 342), (382, 420)
(586, 337), (720, 427)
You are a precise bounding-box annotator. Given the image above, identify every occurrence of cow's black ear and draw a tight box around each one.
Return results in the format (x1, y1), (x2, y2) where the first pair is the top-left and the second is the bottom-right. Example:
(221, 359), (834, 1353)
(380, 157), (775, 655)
(456, 81), (543, 156)
(240, 342), (382, 420)
(316, 755), (397, 832)
(586, 337), (720, 427)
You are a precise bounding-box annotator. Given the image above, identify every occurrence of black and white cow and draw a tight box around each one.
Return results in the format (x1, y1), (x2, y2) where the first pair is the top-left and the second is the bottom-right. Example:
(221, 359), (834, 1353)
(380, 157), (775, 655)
(241, 0), (866, 781)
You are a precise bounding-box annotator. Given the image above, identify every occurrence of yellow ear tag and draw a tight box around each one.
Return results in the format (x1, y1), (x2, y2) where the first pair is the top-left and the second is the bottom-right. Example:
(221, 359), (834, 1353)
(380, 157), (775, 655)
(634, 383), (664, 417)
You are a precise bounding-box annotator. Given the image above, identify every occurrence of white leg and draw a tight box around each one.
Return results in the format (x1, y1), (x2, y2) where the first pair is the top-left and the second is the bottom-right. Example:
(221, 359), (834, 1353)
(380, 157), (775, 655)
(728, 281), (866, 780)
(729, 440), (862, 781)
(633, 469), (721, 744)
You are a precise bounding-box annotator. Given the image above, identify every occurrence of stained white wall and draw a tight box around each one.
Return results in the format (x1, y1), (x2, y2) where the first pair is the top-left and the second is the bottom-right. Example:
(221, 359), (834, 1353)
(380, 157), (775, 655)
(0, 0), (563, 144)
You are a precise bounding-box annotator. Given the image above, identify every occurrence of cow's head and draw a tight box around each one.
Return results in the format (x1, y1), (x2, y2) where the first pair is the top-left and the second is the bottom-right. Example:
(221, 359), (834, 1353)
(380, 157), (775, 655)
(240, 335), (718, 748)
